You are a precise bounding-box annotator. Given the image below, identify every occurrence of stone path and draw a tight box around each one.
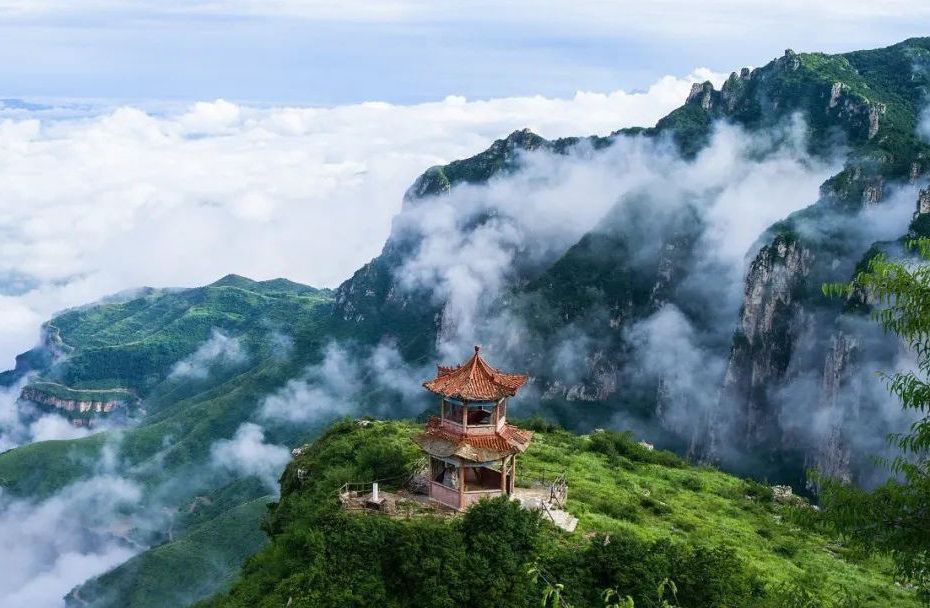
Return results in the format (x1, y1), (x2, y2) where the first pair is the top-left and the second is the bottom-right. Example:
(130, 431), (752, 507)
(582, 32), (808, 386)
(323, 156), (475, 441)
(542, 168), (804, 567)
(512, 487), (578, 533)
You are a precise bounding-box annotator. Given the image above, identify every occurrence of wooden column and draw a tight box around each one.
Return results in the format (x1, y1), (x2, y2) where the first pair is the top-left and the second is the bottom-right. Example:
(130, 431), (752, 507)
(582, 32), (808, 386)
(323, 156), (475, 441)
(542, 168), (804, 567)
(458, 463), (466, 510)
(440, 398), (444, 422)
(510, 457), (516, 493)
(462, 401), (468, 432)
(500, 457), (507, 492)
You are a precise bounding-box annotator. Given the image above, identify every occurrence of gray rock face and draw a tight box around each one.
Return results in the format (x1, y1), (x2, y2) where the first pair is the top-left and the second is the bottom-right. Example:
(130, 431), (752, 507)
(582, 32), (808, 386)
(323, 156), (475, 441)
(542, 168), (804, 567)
(862, 179), (883, 205)
(829, 82), (844, 108)
(705, 235), (812, 459)
(918, 188), (930, 215)
(687, 81), (716, 110)
(867, 103), (885, 139)
(777, 49), (801, 71)
(807, 331), (860, 484)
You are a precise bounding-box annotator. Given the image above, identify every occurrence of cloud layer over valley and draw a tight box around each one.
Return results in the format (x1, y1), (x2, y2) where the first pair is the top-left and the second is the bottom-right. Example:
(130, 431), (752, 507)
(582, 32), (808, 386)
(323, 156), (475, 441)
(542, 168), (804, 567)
(0, 72), (723, 368)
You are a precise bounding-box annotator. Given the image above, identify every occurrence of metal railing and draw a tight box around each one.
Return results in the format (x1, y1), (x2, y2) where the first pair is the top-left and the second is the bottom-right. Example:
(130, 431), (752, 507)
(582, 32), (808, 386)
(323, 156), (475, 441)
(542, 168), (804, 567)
(336, 458), (428, 503)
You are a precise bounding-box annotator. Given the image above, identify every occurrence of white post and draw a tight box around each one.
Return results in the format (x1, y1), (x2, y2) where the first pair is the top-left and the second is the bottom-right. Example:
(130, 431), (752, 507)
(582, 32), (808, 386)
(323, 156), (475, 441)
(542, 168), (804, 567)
(372, 482), (380, 503)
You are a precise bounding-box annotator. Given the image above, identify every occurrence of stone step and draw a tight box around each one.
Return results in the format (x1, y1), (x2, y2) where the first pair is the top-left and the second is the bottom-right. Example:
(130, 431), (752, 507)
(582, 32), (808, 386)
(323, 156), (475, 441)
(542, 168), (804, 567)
(547, 509), (578, 533)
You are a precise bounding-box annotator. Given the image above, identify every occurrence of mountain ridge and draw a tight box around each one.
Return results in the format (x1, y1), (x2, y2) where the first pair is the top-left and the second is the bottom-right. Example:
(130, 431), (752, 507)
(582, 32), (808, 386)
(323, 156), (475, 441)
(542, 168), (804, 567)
(0, 36), (928, 607)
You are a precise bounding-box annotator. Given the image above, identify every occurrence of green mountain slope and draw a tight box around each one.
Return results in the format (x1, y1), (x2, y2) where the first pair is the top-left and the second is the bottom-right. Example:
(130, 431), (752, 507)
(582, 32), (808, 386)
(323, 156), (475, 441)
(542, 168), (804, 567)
(68, 479), (273, 608)
(0, 276), (343, 607)
(1, 37), (928, 607)
(197, 419), (917, 608)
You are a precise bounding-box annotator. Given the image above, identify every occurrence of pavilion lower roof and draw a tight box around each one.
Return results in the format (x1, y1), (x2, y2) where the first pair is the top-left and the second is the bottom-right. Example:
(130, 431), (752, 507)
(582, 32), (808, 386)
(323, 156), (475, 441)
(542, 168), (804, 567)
(413, 417), (533, 462)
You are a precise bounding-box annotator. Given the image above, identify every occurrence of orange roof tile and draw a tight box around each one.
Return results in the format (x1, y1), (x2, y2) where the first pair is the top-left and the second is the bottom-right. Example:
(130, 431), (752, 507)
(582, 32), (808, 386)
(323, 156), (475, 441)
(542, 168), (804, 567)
(413, 417), (534, 462)
(423, 346), (527, 401)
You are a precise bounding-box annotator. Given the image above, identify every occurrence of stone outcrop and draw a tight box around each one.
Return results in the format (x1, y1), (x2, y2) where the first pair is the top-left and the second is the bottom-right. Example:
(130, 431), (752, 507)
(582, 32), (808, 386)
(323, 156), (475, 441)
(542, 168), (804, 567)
(804, 332), (861, 484)
(776, 49), (801, 72)
(862, 179), (883, 205)
(829, 82), (844, 108)
(687, 81), (716, 111)
(918, 188), (930, 215)
(19, 386), (132, 420)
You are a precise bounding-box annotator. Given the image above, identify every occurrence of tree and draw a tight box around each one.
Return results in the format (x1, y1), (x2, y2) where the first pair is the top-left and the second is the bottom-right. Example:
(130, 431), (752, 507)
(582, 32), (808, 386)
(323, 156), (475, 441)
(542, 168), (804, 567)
(821, 238), (930, 599)
(460, 497), (542, 608)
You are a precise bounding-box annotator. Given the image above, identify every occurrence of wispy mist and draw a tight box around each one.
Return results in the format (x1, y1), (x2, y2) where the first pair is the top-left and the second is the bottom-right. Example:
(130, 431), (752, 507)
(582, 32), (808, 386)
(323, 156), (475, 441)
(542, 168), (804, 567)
(0, 379), (92, 452)
(261, 340), (433, 426)
(210, 423), (291, 490)
(0, 471), (142, 607)
(169, 330), (248, 380)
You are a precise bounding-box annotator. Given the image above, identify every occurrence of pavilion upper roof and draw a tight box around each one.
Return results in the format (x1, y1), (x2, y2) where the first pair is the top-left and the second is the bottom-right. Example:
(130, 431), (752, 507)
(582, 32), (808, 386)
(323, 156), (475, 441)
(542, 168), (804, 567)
(422, 346), (527, 402)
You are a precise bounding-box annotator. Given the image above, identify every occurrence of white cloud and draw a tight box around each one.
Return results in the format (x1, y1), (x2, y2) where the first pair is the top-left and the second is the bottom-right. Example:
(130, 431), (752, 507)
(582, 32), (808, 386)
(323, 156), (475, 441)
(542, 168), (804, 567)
(169, 330), (247, 380)
(210, 422), (290, 489)
(0, 475), (142, 608)
(919, 107), (930, 143)
(261, 341), (431, 425)
(0, 73), (720, 368)
(395, 117), (838, 357)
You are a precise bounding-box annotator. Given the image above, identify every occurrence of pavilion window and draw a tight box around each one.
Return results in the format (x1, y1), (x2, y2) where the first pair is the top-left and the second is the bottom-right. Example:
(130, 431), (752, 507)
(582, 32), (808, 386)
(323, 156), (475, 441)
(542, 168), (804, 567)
(444, 401), (464, 424)
(463, 465), (503, 491)
(466, 405), (493, 426)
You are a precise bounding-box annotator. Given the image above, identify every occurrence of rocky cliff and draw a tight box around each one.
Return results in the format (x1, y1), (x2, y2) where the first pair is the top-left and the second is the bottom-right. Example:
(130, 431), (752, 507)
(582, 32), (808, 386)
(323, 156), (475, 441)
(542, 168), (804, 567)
(325, 39), (930, 486)
(19, 384), (136, 425)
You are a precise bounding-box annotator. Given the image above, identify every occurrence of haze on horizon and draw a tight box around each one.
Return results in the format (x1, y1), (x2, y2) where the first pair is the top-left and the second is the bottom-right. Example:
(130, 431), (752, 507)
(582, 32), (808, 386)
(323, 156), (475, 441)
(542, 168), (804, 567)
(0, 1), (928, 104)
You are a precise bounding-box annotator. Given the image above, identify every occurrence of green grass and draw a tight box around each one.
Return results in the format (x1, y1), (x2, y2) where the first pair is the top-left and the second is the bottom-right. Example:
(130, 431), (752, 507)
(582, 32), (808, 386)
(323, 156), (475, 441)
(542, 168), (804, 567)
(24, 380), (136, 403)
(199, 420), (917, 607)
(0, 433), (107, 497)
(520, 429), (913, 606)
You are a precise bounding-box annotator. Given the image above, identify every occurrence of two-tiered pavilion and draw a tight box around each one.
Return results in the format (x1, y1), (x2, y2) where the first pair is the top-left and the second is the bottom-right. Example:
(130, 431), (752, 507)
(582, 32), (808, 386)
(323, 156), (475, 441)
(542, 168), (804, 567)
(414, 346), (533, 510)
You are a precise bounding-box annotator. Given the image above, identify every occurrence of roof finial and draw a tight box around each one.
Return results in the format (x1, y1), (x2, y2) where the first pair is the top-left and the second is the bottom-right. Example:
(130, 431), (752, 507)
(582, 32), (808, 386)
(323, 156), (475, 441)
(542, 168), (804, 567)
(474, 344), (480, 353)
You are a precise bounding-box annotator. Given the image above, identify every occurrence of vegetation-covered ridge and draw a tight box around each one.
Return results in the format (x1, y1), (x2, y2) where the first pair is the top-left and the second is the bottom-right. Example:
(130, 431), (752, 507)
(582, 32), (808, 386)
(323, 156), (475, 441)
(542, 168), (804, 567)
(199, 418), (917, 608)
(4, 37), (930, 608)
(1, 275), (342, 608)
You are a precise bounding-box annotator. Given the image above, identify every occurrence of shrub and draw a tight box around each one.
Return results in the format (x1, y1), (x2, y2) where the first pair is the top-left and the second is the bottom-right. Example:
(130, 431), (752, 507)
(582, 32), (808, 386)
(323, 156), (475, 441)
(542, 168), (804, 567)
(568, 533), (762, 608)
(514, 414), (563, 433)
(640, 495), (672, 516)
(593, 498), (641, 522)
(773, 540), (800, 559)
(681, 475), (705, 492)
(588, 430), (685, 469)
(744, 480), (774, 502)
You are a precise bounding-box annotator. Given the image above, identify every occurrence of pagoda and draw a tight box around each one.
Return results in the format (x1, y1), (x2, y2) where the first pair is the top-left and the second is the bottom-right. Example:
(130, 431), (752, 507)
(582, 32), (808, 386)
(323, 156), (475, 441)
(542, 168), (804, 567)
(414, 345), (533, 510)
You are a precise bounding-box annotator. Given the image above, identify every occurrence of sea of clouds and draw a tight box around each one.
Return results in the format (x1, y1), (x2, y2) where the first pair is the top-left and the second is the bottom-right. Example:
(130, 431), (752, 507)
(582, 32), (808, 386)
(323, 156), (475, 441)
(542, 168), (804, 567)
(0, 71), (729, 607)
(0, 70), (724, 370)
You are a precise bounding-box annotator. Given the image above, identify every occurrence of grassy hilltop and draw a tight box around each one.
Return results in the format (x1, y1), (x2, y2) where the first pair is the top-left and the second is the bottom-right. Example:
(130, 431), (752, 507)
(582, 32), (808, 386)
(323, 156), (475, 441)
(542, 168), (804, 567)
(198, 419), (917, 608)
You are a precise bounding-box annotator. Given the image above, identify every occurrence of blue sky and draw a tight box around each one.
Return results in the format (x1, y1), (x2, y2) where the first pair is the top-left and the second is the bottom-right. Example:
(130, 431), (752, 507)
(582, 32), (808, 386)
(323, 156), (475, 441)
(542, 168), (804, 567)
(1, 1), (928, 104)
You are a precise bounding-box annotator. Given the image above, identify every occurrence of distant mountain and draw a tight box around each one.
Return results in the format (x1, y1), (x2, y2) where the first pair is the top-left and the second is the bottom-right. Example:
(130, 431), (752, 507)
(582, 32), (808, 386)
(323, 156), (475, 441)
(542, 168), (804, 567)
(0, 38), (928, 607)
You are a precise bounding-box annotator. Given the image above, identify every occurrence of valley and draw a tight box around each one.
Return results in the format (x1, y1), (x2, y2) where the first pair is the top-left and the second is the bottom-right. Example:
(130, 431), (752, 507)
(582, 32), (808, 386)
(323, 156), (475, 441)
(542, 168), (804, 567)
(1, 37), (929, 607)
